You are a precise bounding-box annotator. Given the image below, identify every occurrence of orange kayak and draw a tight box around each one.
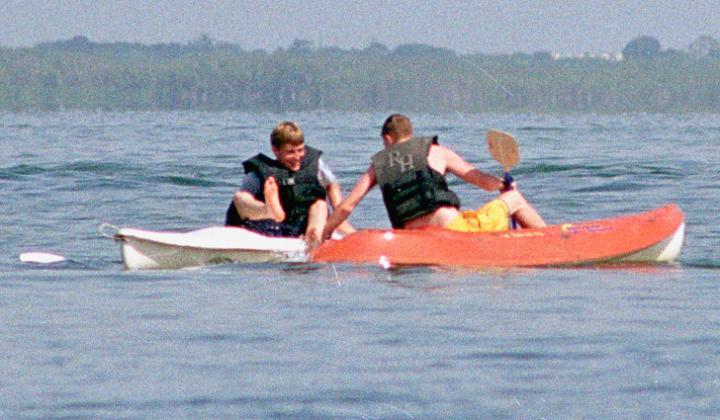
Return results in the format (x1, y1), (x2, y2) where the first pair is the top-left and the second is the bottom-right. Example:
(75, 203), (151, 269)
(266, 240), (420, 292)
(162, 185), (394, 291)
(311, 204), (684, 267)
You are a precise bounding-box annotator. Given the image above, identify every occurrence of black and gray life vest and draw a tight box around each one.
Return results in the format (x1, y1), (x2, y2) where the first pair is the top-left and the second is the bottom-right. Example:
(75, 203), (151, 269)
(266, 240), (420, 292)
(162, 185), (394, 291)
(226, 146), (326, 232)
(372, 137), (460, 228)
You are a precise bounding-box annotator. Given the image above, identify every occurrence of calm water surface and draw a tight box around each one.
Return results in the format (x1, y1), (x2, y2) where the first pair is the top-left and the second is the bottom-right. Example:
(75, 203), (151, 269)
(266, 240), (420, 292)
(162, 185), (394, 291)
(1, 111), (719, 417)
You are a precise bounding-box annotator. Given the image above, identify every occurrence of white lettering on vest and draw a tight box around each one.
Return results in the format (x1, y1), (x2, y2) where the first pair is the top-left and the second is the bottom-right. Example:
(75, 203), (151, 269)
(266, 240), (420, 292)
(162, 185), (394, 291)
(389, 151), (415, 172)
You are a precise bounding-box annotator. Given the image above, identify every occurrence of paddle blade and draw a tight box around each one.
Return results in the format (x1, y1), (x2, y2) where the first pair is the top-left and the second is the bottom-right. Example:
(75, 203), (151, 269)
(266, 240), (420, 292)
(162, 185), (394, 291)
(487, 130), (519, 172)
(19, 252), (65, 264)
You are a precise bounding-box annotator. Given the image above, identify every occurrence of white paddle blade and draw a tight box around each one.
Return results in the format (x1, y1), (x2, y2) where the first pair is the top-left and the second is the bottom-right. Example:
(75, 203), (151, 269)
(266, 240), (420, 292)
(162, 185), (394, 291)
(19, 252), (66, 264)
(487, 130), (520, 172)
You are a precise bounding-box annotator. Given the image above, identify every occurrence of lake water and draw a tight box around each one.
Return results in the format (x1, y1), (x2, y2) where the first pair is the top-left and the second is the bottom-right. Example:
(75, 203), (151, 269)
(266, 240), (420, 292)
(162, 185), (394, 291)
(1, 111), (719, 418)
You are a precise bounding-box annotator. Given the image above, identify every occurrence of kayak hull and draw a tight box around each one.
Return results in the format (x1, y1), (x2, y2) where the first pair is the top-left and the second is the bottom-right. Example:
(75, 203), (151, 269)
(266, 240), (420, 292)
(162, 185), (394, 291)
(115, 226), (307, 270)
(311, 204), (684, 268)
(114, 205), (684, 270)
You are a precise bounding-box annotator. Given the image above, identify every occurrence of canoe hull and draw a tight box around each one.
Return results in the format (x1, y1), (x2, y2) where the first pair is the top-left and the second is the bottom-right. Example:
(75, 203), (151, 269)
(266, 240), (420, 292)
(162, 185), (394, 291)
(115, 226), (307, 270)
(311, 204), (684, 268)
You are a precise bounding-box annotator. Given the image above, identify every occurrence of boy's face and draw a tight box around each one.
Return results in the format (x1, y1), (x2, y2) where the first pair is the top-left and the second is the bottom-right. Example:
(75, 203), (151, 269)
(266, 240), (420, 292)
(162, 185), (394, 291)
(272, 143), (305, 171)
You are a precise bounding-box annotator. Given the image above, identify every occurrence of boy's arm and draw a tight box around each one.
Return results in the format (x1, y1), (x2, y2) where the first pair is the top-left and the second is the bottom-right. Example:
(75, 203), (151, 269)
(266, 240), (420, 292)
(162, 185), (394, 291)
(325, 182), (356, 235)
(322, 166), (376, 240)
(441, 146), (504, 192)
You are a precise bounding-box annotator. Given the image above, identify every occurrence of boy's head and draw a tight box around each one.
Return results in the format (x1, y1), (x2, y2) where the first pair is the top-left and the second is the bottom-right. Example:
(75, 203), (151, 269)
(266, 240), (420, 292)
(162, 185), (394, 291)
(270, 121), (304, 148)
(271, 121), (305, 171)
(381, 114), (413, 146)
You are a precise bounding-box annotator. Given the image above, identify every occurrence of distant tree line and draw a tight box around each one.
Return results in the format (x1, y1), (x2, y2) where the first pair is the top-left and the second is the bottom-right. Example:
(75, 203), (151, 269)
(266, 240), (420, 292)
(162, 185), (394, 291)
(1, 35), (719, 113)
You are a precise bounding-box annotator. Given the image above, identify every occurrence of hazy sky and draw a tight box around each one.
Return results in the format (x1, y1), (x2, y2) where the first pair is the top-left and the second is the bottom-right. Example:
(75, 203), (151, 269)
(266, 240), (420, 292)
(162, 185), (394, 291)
(2, 0), (718, 54)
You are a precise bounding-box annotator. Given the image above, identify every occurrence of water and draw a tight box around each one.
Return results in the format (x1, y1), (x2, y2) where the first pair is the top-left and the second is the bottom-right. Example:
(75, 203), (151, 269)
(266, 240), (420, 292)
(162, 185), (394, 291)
(1, 111), (719, 417)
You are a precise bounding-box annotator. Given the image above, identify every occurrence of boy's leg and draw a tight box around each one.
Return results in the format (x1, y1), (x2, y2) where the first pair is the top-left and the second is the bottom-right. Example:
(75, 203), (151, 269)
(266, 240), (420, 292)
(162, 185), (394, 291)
(233, 177), (286, 222)
(305, 200), (328, 248)
(263, 177), (285, 222)
(498, 189), (546, 229)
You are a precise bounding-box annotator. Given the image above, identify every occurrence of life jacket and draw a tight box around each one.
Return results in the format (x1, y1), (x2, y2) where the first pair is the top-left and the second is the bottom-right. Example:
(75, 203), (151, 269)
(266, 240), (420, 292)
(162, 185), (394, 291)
(225, 146), (326, 235)
(372, 136), (460, 228)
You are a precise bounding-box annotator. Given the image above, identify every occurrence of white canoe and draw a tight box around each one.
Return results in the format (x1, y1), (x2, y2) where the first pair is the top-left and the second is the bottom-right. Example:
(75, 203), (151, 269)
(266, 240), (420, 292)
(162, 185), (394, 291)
(113, 226), (307, 270)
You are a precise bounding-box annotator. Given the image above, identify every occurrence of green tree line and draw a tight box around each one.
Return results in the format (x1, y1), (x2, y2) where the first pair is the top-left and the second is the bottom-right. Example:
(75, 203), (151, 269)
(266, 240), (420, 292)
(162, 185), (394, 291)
(1, 35), (719, 113)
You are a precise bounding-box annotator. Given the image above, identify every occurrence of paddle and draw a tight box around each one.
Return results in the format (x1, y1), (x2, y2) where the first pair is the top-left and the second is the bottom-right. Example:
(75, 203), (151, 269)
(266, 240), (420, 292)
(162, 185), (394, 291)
(486, 129), (519, 189)
(19, 252), (66, 264)
(487, 129), (520, 228)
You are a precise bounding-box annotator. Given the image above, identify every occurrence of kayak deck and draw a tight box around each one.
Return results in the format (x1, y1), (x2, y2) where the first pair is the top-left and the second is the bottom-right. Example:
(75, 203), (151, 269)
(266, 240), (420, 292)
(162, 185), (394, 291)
(311, 204), (684, 268)
(115, 226), (307, 270)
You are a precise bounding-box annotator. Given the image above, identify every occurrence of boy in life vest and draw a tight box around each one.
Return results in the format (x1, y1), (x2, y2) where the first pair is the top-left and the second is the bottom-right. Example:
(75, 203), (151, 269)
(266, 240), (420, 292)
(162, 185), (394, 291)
(226, 121), (353, 245)
(321, 114), (545, 240)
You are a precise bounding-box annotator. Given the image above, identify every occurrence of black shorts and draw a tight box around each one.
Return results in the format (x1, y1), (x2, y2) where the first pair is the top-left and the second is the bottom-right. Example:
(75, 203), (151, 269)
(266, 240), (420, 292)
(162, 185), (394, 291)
(234, 218), (305, 238)
(225, 202), (306, 237)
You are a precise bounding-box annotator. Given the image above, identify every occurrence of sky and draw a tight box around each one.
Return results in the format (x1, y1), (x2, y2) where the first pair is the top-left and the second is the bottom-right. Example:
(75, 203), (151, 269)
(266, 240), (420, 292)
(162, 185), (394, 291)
(1, 0), (719, 54)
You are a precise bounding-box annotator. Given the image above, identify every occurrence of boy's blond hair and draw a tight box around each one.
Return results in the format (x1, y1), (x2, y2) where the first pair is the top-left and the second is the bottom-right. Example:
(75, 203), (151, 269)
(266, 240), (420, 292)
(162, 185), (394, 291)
(270, 121), (304, 148)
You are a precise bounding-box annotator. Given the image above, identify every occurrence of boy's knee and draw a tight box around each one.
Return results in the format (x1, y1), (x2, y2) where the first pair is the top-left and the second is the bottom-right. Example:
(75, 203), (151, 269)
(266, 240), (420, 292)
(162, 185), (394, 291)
(499, 190), (528, 213)
(312, 199), (327, 208)
(309, 199), (328, 214)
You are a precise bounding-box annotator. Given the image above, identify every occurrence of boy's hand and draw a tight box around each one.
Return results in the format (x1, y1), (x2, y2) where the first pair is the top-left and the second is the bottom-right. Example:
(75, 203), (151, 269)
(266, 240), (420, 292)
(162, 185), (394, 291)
(500, 174), (515, 192)
(305, 227), (321, 251)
